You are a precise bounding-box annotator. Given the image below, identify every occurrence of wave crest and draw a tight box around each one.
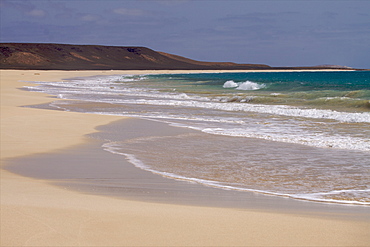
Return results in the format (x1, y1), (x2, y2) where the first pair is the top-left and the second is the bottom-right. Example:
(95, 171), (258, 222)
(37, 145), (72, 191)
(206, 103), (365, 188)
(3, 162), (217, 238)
(223, 80), (265, 90)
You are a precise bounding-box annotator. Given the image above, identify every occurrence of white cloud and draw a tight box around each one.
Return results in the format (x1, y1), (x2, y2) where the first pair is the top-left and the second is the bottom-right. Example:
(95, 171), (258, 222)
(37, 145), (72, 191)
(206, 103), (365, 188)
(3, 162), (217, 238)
(155, 0), (189, 6)
(113, 8), (145, 16)
(28, 9), (46, 17)
(81, 14), (101, 22)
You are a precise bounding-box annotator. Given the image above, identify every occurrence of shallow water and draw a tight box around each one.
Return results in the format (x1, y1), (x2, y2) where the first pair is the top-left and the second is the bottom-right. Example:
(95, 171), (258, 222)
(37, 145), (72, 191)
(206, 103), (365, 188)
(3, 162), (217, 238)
(25, 71), (370, 205)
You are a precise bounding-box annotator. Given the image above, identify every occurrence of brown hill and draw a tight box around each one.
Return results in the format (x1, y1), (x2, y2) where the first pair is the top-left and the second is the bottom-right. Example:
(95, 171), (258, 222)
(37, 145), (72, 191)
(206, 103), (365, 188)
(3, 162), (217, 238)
(158, 51), (269, 69)
(0, 43), (271, 70)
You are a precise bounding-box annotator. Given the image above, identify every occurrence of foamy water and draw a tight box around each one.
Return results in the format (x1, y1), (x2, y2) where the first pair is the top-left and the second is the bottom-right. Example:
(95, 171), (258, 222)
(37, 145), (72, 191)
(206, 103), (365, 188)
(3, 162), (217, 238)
(223, 80), (266, 90)
(25, 71), (370, 205)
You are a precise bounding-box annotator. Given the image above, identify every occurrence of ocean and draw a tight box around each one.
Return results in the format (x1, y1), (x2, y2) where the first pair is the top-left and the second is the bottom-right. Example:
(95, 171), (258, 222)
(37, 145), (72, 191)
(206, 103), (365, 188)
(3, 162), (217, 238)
(26, 71), (370, 205)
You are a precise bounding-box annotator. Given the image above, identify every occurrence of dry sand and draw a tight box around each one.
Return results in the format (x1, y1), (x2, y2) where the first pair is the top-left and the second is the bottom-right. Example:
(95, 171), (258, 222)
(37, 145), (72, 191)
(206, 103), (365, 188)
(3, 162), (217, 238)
(1, 69), (369, 246)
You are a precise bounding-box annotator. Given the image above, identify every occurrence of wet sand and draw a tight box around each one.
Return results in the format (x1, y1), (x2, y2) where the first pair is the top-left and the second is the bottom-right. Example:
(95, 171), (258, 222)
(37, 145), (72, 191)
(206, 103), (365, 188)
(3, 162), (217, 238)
(1, 70), (369, 246)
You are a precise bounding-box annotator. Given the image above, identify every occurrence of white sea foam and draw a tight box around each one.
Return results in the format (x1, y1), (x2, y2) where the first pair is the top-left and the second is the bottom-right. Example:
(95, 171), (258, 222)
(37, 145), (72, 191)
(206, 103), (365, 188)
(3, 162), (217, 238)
(236, 81), (266, 90)
(223, 80), (266, 90)
(199, 127), (370, 152)
(51, 100), (368, 152)
(293, 189), (370, 205)
(223, 80), (239, 88)
(100, 98), (370, 123)
(28, 78), (370, 123)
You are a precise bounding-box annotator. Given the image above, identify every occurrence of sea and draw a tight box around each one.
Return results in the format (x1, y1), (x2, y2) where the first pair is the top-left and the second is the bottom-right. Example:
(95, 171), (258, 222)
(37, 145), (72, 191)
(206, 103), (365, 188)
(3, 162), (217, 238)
(25, 70), (370, 206)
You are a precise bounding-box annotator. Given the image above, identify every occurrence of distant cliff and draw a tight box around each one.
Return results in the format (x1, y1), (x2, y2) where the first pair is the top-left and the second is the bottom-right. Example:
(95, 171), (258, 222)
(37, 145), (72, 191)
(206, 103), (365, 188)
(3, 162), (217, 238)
(0, 43), (271, 70)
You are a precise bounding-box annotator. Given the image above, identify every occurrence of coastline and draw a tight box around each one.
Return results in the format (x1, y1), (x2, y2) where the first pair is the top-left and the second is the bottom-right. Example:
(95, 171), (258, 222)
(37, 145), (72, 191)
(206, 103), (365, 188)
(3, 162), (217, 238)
(1, 69), (369, 246)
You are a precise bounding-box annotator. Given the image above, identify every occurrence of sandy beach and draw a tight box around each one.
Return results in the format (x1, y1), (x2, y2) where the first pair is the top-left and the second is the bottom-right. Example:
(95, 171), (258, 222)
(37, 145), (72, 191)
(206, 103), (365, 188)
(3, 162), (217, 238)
(1, 69), (369, 246)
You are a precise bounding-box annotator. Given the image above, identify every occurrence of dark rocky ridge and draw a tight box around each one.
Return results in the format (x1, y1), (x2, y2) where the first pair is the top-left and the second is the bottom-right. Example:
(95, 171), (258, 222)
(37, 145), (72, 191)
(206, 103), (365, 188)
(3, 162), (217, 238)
(0, 43), (270, 70)
(0, 43), (354, 70)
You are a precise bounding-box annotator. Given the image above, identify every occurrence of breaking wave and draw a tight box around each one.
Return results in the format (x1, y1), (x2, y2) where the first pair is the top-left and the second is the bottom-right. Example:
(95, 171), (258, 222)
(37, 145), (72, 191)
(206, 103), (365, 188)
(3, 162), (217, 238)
(223, 80), (266, 90)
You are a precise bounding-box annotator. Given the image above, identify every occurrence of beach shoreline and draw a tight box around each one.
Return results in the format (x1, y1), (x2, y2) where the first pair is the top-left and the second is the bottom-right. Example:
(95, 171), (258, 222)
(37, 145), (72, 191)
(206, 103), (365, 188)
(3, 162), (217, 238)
(1, 69), (369, 246)
(5, 117), (370, 219)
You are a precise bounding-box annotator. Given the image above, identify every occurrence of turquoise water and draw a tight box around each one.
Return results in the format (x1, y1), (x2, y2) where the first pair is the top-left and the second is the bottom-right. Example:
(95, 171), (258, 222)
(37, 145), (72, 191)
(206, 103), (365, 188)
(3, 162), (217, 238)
(160, 71), (370, 91)
(27, 71), (370, 205)
(147, 71), (370, 111)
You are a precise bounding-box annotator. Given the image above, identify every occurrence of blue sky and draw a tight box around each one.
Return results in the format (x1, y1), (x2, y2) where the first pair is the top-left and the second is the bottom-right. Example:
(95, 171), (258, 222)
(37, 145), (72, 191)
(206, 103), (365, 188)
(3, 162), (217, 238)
(1, 0), (369, 68)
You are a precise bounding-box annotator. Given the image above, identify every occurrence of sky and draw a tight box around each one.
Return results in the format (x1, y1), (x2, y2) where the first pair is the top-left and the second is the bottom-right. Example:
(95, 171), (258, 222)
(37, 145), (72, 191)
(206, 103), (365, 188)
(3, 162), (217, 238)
(1, 0), (369, 68)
